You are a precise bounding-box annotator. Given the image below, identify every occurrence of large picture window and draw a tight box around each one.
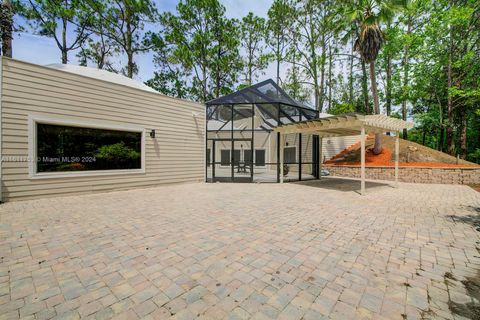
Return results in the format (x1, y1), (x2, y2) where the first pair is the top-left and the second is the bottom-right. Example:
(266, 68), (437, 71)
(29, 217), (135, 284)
(35, 122), (143, 173)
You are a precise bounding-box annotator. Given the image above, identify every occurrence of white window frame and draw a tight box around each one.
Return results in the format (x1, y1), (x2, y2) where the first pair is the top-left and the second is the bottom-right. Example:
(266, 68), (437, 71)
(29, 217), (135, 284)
(28, 115), (146, 179)
(283, 145), (297, 163)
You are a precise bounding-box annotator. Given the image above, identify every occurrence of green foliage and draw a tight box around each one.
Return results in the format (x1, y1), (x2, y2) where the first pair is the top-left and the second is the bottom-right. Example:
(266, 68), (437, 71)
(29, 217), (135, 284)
(240, 12), (271, 86)
(11, 0), (480, 163)
(95, 141), (140, 162)
(328, 103), (356, 115)
(469, 149), (480, 163)
(145, 70), (189, 99)
(347, 0), (405, 63)
(21, 0), (93, 63)
(398, 0), (480, 160)
(283, 65), (312, 105)
(76, 33), (120, 72)
(86, 0), (158, 78)
(390, 111), (401, 119)
(148, 0), (241, 102)
(266, 0), (292, 85)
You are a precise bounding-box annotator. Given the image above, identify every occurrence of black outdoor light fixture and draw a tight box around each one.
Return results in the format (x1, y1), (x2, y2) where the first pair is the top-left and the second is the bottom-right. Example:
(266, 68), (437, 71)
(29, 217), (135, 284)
(150, 129), (156, 138)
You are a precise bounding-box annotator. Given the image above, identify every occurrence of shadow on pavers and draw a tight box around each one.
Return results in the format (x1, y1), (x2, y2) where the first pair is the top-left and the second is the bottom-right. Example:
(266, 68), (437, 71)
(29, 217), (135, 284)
(447, 206), (480, 230)
(443, 269), (480, 319)
(294, 177), (392, 193)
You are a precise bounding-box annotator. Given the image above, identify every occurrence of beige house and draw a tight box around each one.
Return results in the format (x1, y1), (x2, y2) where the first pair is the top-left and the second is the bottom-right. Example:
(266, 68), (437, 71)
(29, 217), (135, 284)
(0, 57), (204, 201)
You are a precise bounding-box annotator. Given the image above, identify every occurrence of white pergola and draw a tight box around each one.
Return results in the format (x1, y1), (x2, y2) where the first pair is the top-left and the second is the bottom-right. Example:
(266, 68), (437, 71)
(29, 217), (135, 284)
(274, 113), (414, 195)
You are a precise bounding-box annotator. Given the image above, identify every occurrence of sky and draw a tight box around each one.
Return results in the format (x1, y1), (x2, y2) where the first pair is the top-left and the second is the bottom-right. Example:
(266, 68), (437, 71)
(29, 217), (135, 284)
(12, 0), (275, 85)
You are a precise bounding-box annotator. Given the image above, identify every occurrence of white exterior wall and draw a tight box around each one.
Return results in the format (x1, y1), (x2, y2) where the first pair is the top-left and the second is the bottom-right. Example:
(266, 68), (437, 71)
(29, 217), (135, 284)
(322, 136), (361, 162)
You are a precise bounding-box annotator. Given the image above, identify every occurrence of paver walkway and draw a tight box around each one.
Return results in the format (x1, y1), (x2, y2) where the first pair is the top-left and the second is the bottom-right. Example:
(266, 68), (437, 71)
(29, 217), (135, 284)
(1, 178), (479, 320)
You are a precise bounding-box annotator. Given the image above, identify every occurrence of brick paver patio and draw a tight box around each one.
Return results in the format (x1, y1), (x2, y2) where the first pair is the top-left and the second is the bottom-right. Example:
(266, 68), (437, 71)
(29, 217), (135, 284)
(1, 178), (479, 320)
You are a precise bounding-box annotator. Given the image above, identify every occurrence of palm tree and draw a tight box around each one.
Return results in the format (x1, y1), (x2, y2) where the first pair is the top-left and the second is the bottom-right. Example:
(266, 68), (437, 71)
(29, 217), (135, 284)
(349, 0), (406, 154)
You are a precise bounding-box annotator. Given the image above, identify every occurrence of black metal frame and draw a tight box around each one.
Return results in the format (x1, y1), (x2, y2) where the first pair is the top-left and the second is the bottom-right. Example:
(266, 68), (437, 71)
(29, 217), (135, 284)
(205, 80), (320, 183)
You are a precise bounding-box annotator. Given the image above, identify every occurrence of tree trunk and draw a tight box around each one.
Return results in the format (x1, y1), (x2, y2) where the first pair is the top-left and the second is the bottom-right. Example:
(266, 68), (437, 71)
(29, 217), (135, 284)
(61, 17), (67, 64)
(385, 56), (392, 116)
(1, 0), (13, 57)
(214, 49), (221, 98)
(361, 60), (369, 114)
(308, 25), (319, 112)
(247, 59), (253, 86)
(319, 34), (326, 113)
(385, 22), (392, 117)
(291, 47), (298, 99)
(369, 61), (382, 155)
(247, 40), (252, 85)
(385, 54), (392, 136)
(460, 113), (467, 159)
(328, 44), (333, 112)
(127, 51), (134, 78)
(215, 73), (220, 98)
(446, 27), (455, 155)
(348, 37), (354, 105)
(201, 64), (207, 102)
(125, 16), (134, 78)
(276, 36), (280, 85)
(401, 18), (412, 140)
(98, 34), (106, 69)
(438, 127), (444, 151)
(401, 103), (407, 139)
(436, 93), (444, 151)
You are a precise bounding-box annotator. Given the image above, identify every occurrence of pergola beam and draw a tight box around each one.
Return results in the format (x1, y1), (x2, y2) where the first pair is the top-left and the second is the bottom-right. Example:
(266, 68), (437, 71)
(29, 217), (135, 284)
(272, 113), (413, 194)
(279, 120), (364, 134)
(274, 114), (413, 135)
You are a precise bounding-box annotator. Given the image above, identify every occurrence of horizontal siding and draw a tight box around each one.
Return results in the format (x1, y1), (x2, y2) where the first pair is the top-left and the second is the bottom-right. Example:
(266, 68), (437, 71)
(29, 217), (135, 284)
(1, 58), (205, 201)
(322, 136), (360, 161)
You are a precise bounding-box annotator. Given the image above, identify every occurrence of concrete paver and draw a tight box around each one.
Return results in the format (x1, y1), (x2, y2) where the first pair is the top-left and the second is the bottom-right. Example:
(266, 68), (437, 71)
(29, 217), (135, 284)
(0, 178), (479, 319)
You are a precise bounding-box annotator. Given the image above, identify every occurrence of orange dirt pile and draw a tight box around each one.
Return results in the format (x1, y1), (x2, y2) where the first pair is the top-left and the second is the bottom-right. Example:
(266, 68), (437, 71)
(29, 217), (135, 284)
(325, 146), (480, 168)
(326, 134), (373, 163)
(325, 135), (480, 168)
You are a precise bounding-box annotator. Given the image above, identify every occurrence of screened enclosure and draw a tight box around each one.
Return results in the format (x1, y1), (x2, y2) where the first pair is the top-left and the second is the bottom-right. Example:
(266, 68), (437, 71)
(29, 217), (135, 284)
(206, 79), (320, 183)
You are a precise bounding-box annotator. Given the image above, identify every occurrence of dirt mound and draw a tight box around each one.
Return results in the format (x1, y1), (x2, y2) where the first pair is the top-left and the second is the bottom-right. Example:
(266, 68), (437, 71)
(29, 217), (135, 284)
(325, 135), (479, 167)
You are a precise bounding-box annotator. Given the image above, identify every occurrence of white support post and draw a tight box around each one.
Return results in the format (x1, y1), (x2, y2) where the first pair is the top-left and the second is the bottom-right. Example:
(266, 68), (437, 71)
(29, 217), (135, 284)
(395, 131), (399, 187)
(318, 136), (323, 180)
(360, 126), (366, 195)
(280, 133), (284, 183)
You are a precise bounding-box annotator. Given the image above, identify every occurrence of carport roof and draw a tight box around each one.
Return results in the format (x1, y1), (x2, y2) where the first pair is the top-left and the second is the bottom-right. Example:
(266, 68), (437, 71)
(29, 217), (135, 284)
(273, 113), (413, 137)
